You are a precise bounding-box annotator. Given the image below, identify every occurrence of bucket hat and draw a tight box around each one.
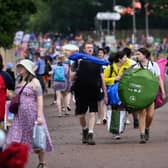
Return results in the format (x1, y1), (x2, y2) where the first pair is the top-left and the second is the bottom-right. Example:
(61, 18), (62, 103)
(17, 59), (35, 76)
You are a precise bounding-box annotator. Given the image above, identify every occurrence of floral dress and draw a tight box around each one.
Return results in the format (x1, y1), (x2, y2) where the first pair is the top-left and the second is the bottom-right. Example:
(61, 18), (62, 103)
(6, 84), (53, 152)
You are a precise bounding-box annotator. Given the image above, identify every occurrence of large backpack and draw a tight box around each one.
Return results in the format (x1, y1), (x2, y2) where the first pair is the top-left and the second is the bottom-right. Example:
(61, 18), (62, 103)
(74, 60), (102, 99)
(53, 64), (66, 82)
(118, 68), (159, 110)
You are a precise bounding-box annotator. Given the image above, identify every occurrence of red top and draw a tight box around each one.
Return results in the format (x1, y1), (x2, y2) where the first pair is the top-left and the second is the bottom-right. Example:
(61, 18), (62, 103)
(0, 75), (6, 121)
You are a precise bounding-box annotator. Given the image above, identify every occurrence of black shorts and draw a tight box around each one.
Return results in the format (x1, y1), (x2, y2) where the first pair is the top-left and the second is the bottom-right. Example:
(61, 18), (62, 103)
(75, 99), (98, 115)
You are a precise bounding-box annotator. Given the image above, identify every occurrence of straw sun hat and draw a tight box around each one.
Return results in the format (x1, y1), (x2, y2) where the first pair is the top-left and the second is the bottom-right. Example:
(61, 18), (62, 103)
(17, 59), (35, 76)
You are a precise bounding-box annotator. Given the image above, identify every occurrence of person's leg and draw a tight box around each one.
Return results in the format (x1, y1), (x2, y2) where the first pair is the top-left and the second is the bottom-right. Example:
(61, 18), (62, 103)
(88, 112), (96, 133)
(37, 151), (47, 167)
(145, 102), (154, 128)
(75, 99), (88, 144)
(87, 112), (96, 145)
(132, 111), (139, 128)
(87, 101), (98, 145)
(96, 100), (103, 124)
(62, 91), (69, 115)
(56, 91), (62, 117)
(102, 102), (107, 124)
(66, 92), (72, 111)
(79, 114), (88, 144)
(79, 114), (87, 128)
(145, 102), (155, 141)
(138, 109), (147, 143)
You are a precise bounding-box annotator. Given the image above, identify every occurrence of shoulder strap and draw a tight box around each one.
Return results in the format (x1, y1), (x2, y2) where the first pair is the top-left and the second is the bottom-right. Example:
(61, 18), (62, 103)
(109, 64), (113, 77)
(19, 82), (28, 95)
(139, 62), (144, 69)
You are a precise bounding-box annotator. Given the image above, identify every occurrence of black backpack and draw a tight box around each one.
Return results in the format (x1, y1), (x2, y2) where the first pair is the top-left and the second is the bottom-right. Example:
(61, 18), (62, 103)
(74, 60), (102, 92)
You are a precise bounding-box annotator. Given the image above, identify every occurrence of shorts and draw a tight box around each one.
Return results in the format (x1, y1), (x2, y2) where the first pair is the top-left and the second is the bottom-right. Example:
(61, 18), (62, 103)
(75, 99), (98, 115)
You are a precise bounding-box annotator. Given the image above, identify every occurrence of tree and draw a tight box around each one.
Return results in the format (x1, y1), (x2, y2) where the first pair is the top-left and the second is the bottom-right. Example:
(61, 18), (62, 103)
(0, 0), (36, 49)
(27, 0), (168, 34)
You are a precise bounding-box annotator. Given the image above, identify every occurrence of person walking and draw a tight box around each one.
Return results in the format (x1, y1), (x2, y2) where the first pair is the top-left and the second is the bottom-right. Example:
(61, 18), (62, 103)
(71, 41), (107, 145)
(51, 54), (70, 117)
(6, 59), (53, 167)
(0, 55), (15, 125)
(133, 48), (166, 143)
(96, 48), (107, 125)
(104, 50), (135, 139)
(34, 52), (46, 93)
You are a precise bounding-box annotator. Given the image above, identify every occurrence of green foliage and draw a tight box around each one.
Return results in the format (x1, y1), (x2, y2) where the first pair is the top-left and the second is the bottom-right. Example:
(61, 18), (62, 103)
(151, 0), (168, 15)
(0, 0), (36, 49)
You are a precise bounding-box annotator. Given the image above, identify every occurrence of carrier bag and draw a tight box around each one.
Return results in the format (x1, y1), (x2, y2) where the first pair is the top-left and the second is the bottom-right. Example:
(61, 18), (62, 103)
(32, 123), (46, 151)
(118, 68), (159, 110)
(107, 82), (121, 105)
(107, 110), (126, 134)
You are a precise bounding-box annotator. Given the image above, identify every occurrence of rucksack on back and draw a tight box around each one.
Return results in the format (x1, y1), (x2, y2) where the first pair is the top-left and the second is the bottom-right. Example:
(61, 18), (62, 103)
(118, 68), (159, 110)
(74, 60), (102, 90)
(53, 65), (66, 82)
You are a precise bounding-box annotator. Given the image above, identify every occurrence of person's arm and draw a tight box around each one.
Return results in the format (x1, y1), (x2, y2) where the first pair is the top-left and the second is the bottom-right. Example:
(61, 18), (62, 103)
(101, 73), (108, 104)
(154, 62), (166, 99)
(70, 71), (76, 80)
(33, 78), (44, 124)
(158, 75), (166, 99)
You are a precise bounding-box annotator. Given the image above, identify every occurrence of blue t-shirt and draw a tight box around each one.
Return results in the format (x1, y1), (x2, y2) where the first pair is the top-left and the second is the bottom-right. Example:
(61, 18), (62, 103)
(35, 60), (45, 75)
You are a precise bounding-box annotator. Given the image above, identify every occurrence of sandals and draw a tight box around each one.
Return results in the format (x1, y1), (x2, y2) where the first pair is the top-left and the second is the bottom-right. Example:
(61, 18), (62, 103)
(37, 163), (48, 168)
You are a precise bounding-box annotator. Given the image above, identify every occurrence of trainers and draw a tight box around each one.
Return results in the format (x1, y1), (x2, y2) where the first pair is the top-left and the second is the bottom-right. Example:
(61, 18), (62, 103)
(67, 106), (71, 111)
(58, 113), (62, 117)
(96, 119), (101, 125)
(133, 118), (139, 129)
(145, 128), (150, 141)
(139, 134), (146, 144)
(103, 119), (107, 125)
(113, 134), (121, 140)
(82, 128), (89, 144)
(126, 118), (131, 125)
(87, 133), (96, 145)
(50, 100), (56, 105)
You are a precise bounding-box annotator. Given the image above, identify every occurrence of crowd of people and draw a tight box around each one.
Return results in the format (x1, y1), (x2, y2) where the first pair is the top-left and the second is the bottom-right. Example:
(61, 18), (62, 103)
(0, 31), (167, 167)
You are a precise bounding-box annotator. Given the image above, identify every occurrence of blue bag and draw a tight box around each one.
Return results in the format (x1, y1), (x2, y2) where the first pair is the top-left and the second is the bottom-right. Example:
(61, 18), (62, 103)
(69, 52), (109, 65)
(32, 124), (46, 151)
(53, 65), (66, 82)
(107, 82), (121, 105)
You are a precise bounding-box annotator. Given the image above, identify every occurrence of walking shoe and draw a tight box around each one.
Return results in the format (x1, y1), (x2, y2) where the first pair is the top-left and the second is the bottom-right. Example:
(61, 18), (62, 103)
(37, 162), (48, 168)
(67, 106), (71, 111)
(126, 118), (131, 125)
(145, 128), (150, 141)
(112, 134), (121, 140)
(133, 118), (139, 129)
(139, 134), (146, 144)
(87, 133), (96, 145)
(96, 119), (101, 125)
(58, 113), (62, 117)
(50, 100), (56, 105)
(103, 119), (107, 125)
(82, 128), (89, 144)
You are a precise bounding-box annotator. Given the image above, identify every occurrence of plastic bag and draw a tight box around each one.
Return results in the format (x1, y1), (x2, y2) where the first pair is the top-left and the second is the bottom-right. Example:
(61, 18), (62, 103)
(32, 123), (46, 151)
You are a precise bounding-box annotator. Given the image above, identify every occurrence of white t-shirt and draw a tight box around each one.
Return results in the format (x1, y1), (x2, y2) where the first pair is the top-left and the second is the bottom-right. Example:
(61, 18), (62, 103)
(133, 61), (160, 77)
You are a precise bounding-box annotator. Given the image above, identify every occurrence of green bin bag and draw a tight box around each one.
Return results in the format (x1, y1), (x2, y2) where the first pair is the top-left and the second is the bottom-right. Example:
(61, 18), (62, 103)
(118, 68), (159, 110)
